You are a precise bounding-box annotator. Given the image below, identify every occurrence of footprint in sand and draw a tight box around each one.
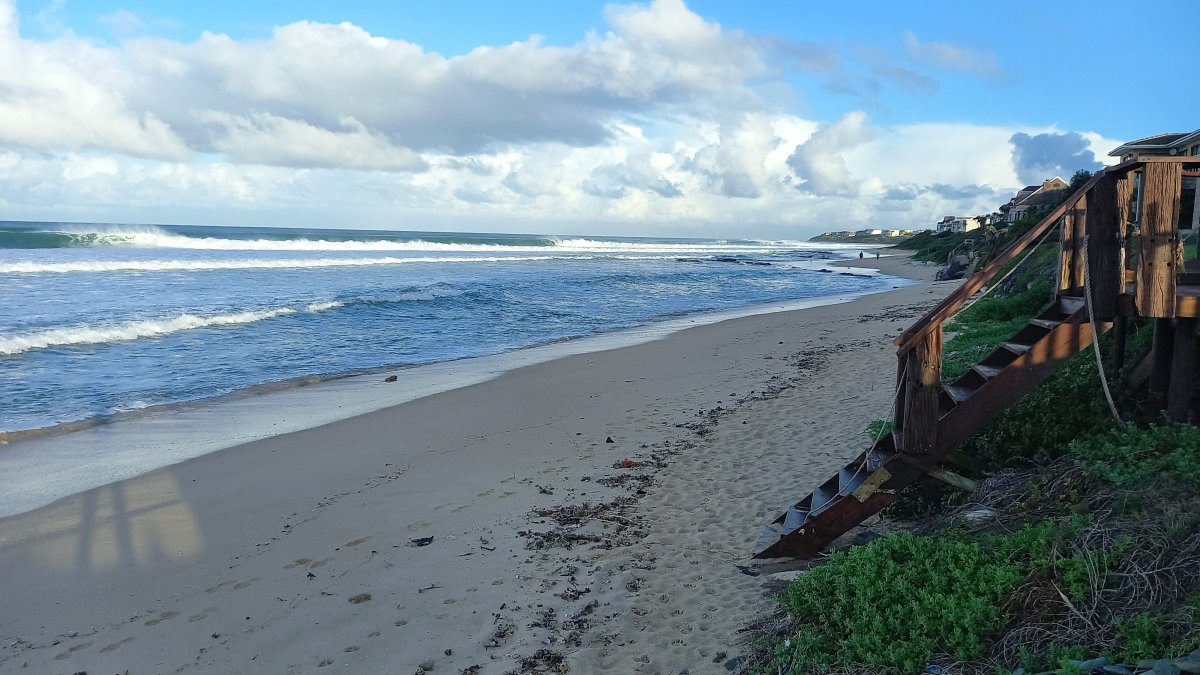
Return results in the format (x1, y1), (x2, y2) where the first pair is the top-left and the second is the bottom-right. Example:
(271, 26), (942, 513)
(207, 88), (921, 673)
(344, 645), (360, 652)
(394, 619), (408, 627)
(344, 536), (372, 547)
(406, 521), (432, 532)
(188, 608), (216, 623)
(100, 637), (135, 653)
(284, 558), (313, 569)
(145, 610), (179, 626)
(53, 642), (92, 660)
(308, 557), (333, 569)
(205, 578), (256, 593)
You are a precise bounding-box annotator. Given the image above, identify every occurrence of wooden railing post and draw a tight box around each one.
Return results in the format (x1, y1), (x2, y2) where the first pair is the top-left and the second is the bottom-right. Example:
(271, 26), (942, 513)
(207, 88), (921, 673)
(1136, 162), (1183, 317)
(1058, 210), (1075, 293)
(902, 324), (942, 454)
(1070, 194), (1088, 291)
(1085, 176), (1123, 319)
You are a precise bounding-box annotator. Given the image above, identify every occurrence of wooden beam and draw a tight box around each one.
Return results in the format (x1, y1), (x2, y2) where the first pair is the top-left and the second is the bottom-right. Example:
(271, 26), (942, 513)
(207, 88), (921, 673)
(902, 326), (941, 454)
(1168, 318), (1197, 422)
(1112, 315), (1128, 370)
(1135, 161), (1183, 317)
(936, 316), (1105, 454)
(1071, 194), (1088, 291)
(1150, 318), (1175, 408)
(1058, 211), (1075, 292)
(1086, 176), (1123, 318)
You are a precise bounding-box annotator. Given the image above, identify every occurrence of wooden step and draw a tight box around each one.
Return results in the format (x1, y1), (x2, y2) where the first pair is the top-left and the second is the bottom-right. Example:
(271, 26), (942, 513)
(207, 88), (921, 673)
(809, 485), (838, 515)
(972, 364), (1002, 379)
(754, 523), (781, 555)
(1029, 318), (1062, 330)
(944, 384), (974, 404)
(1000, 341), (1032, 355)
(839, 466), (868, 495)
(782, 505), (809, 534)
(1059, 295), (1085, 314)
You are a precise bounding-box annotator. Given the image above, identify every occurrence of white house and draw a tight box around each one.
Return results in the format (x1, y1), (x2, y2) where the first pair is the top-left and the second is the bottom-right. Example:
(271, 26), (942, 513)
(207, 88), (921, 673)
(935, 216), (981, 234)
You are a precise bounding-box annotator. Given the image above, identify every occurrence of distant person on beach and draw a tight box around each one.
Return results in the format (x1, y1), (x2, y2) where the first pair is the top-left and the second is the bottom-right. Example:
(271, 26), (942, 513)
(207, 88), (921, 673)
(859, 251), (864, 259)
(875, 252), (880, 259)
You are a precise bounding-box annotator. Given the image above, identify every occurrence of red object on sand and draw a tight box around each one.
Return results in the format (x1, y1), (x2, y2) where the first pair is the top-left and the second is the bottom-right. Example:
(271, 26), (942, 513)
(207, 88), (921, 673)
(620, 458), (640, 468)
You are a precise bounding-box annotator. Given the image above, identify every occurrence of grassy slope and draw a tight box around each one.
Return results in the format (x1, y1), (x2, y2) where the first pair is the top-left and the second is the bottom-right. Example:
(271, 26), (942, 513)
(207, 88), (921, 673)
(753, 251), (1200, 674)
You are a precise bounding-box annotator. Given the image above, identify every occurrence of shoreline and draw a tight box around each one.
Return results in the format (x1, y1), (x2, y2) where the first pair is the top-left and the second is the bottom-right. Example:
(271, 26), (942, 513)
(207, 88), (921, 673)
(0, 258), (912, 519)
(0, 250), (951, 674)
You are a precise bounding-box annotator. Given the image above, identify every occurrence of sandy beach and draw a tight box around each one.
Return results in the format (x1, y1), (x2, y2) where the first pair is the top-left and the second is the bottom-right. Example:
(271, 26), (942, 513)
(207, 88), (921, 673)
(0, 253), (950, 674)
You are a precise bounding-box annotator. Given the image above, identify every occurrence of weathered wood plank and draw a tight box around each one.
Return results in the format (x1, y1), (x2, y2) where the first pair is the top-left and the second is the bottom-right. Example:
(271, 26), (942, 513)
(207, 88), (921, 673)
(1149, 318), (1175, 409)
(1135, 162), (1183, 317)
(1168, 318), (1197, 422)
(936, 315), (1105, 454)
(902, 326), (941, 454)
(1086, 177), (1123, 318)
(1071, 194), (1088, 291)
(1059, 210), (1076, 292)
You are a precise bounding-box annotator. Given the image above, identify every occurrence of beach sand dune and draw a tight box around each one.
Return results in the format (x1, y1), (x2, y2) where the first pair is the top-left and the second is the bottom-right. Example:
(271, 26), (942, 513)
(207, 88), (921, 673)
(0, 254), (946, 674)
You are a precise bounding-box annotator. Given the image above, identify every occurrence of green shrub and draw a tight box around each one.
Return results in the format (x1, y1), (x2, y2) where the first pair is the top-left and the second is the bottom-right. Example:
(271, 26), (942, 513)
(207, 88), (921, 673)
(1115, 613), (1171, 663)
(1070, 423), (1200, 489)
(770, 532), (1026, 673)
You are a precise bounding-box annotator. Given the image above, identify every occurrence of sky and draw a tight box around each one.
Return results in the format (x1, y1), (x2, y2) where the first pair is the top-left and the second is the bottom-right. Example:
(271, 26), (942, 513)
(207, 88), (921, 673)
(0, 0), (1196, 238)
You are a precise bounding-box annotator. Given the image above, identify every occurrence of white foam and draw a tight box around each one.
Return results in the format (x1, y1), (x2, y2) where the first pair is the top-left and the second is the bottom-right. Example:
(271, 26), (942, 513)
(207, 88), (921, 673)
(0, 255), (560, 275)
(1, 307), (305, 355)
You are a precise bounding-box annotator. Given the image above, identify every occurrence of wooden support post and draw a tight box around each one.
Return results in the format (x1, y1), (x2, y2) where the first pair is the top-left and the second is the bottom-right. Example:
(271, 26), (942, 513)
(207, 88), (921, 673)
(892, 354), (907, 446)
(1168, 318), (1197, 422)
(1150, 318), (1175, 409)
(1071, 194), (1088, 291)
(902, 325), (941, 454)
(1136, 162), (1183, 317)
(1112, 315), (1128, 370)
(1116, 174), (1134, 275)
(1058, 213), (1075, 293)
(1086, 176), (1123, 318)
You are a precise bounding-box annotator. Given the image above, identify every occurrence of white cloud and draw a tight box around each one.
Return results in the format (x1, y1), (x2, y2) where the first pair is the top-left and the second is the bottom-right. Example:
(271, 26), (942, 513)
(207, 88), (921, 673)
(786, 112), (873, 196)
(904, 31), (1001, 78)
(0, 0), (1116, 236)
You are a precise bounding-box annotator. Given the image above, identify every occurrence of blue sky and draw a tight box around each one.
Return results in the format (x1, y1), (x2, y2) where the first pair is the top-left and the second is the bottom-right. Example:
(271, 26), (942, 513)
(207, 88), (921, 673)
(1, 0), (1196, 236)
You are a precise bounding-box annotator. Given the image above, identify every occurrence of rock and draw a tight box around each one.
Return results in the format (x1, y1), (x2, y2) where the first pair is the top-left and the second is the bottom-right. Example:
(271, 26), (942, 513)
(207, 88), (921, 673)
(605, 436), (615, 443)
(712, 651), (727, 663)
(348, 593), (371, 604)
(923, 665), (944, 674)
(1152, 659), (1181, 675)
(767, 570), (805, 583)
(1176, 653), (1200, 673)
(1103, 666), (1135, 675)
(1069, 657), (1108, 670)
(960, 507), (998, 526)
(384, 375), (398, 383)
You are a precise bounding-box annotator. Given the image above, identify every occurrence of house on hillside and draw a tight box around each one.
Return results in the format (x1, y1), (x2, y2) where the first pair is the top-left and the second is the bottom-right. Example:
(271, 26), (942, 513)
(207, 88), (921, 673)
(1108, 130), (1200, 162)
(1109, 129), (1200, 231)
(999, 177), (1069, 224)
(935, 216), (981, 234)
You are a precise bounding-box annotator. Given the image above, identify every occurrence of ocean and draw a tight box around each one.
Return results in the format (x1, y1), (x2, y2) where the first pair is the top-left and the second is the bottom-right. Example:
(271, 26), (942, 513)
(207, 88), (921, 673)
(0, 221), (897, 442)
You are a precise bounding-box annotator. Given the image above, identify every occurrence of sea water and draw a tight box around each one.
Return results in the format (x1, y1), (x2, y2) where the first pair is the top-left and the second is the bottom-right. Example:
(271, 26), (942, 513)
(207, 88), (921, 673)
(0, 221), (895, 438)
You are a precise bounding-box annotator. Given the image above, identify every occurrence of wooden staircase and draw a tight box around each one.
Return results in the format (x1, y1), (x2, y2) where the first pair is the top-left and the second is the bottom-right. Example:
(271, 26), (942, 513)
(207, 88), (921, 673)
(754, 296), (1106, 558)
(754, 154), (1200, 559)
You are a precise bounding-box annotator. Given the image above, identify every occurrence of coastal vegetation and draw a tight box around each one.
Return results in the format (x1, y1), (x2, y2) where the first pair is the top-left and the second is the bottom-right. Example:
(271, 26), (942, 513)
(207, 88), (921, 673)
(749, 243), (1200, 674)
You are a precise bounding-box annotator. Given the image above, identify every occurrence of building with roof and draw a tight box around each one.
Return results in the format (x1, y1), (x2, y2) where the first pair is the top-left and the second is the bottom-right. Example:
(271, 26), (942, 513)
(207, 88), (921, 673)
(1108, 130), (1200, 162)
(935, 216), (981, 234)
(1109, 130), (1200, 231)
(999, 177), (1069, 224)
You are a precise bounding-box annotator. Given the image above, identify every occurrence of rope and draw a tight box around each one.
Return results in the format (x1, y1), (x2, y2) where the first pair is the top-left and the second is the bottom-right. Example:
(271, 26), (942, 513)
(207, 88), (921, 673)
(949, 217), (1064, 322)
(1082, 234), (1125, 426)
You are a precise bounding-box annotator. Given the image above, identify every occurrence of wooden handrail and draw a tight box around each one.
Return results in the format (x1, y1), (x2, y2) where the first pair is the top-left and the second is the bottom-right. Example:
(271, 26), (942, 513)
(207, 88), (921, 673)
(895, 168), (1114, 354)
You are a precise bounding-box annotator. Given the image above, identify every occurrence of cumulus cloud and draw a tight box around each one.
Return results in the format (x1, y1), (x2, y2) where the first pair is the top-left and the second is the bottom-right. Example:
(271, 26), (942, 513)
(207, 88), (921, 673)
(0, 0), (1116, 235)
(786, 112), (873, 196)
(1009, 131), (1103, 184)
(904, 31), (1000, 78)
